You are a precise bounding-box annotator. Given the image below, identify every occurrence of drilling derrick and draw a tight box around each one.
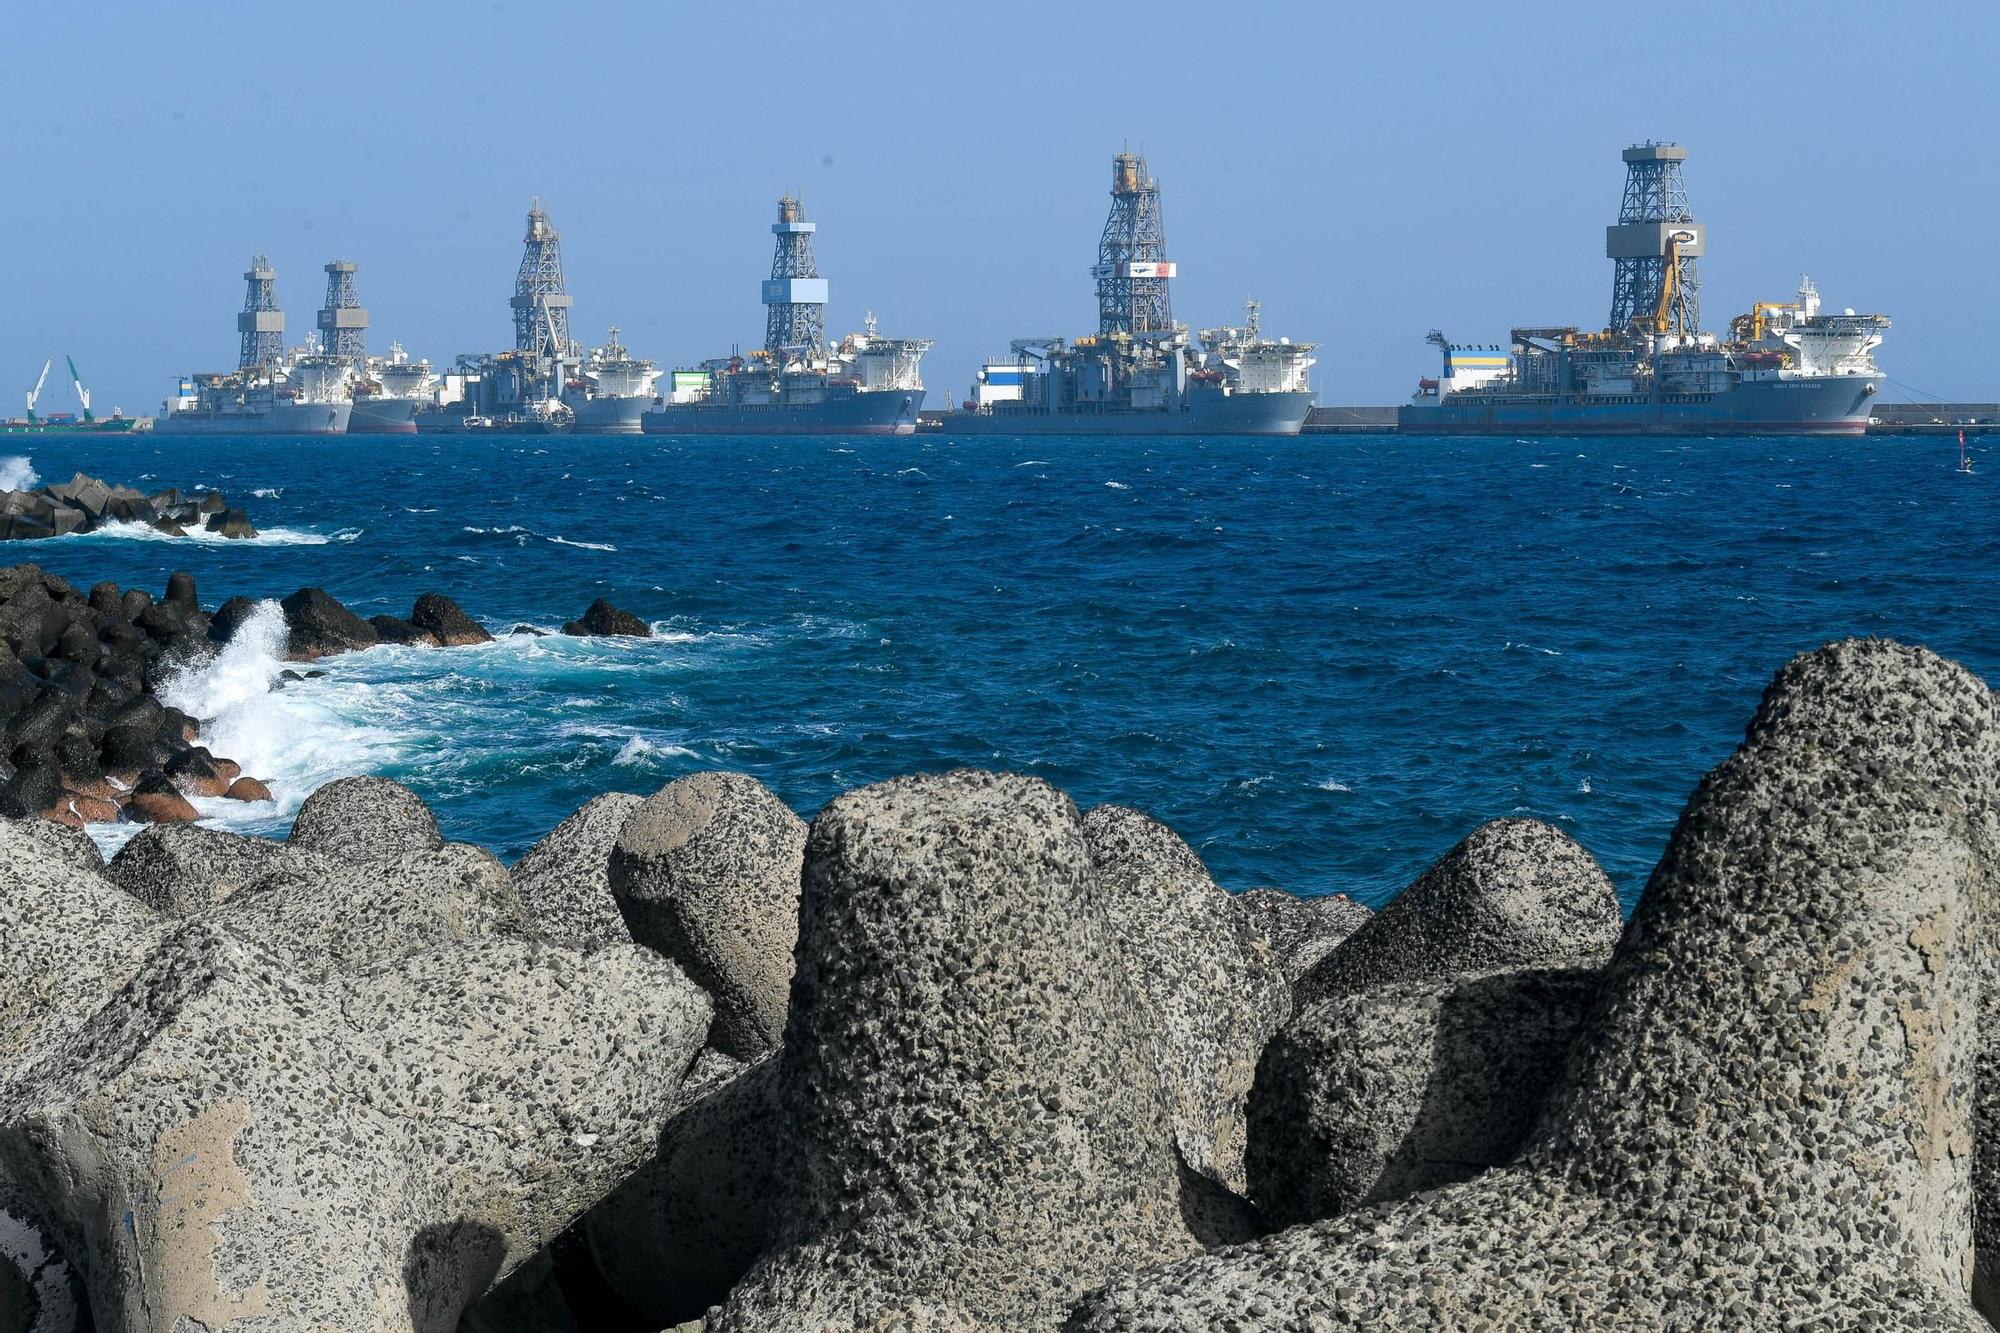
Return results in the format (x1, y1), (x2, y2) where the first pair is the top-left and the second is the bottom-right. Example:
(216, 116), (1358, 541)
(317, 260), (369, 372)
(510, 199), (576, 361)
(1092, 152), (1177, 338)
(236, 255), (284, 370)
(762, 195), (827, 364)
(1606, 143), (1704, 336)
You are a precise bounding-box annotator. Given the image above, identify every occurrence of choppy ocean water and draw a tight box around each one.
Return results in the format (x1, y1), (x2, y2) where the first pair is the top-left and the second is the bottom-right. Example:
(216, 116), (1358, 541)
(6, 432), (1991, 909)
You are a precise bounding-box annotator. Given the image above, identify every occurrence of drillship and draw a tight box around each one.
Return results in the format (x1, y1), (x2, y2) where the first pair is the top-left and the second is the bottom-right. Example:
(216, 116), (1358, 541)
(350, 343), (435, 435)
(156, 257), (352, 436)
(642, 197), (930, 436)
(566, 327), (660, 435)
(3, 357), (149, 435)
(1399, 143), (1889, 437)
(925, 152), (1315, 436)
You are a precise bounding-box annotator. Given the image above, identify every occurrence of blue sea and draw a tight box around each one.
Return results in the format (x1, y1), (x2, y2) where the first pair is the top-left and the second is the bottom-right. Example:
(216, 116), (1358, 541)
(3, 433), (1989, 910)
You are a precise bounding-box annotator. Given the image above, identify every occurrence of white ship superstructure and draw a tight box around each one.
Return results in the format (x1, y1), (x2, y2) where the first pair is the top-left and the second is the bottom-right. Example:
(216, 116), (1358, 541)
(350, 342), (436, 434)
(831, 312), (931, 392)
(1197, 300), (1316, 394)
(566, 327), (661, 434)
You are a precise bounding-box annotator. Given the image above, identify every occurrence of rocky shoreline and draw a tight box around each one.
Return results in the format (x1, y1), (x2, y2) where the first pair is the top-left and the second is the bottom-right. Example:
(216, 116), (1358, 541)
(0, 562), (654, 826)
(0, 636), (1995, 1329)
(1, 473), (258, 542)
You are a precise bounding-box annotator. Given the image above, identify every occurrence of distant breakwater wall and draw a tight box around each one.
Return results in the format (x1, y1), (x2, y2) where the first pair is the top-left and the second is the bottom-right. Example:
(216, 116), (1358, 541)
(2, 636), (1999, 1328)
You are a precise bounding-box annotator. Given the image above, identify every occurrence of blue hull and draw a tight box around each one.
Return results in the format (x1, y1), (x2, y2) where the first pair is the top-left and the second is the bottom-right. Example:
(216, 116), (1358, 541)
(642, 388), (920, 436)
(1398, 376), (1877, 436)
(926, 390), (1311, 437)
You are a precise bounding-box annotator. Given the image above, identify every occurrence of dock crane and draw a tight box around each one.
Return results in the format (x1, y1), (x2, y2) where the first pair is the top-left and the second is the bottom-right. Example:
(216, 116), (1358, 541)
(1644, 230), (1698, 339)
(24, 359), (51, 424)
(65, 356), (95, 423)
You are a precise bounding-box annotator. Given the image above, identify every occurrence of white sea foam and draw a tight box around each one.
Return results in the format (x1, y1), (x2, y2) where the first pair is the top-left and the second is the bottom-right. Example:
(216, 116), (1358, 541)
(549, 535), (617, 552)
(1315, 779), (1353, 793)
(1105, 480), (1130, 490)
(155, 602), (405, 809)
(0, 456), (38, 490)
(612, 735), (698, 767)
(66, 521), (357, 546)
(252, 486), (284, 498)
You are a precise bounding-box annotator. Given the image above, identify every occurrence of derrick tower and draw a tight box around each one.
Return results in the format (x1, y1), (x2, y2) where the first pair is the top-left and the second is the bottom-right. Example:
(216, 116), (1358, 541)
(511, 199), (576, 360)
(317, 260), (368, 371)
(236, 255), (284, 369)
(1093, 151), (1176, 338)
(1606, 142), (1704, 335)
(762, 195), (827, 362)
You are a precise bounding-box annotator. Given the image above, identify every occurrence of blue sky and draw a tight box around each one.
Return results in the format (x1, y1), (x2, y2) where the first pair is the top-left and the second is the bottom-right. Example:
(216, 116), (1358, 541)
(3, 1), (1992, 413)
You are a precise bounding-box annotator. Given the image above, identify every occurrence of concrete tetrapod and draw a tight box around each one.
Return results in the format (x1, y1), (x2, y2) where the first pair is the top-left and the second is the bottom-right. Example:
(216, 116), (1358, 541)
(0, 925), (711, 1333)
(1081, 805), (1290, 1193)
(708, 771), (1200, 1333)
(1070, 640), (1998, 1330)
(610, 772), (806, 1060)
(1246, 818), (1621, 1228)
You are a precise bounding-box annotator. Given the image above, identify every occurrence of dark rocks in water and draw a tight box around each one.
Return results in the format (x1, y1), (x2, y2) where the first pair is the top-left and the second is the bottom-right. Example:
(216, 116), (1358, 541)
(561, 598), (651, 638)
(509, 624), (548, 637)
(366, 614), (440, 647)
(1081, 804), (1290, 1194)
(202, 507), (258, 539)
(209, 594), (260, 644)
(163, 746), (230, 798)
(224, 775), (271, 801)
(1070, 640), (1997, 1331)
(512, 791), (643, 952)
(288, 774), (442, 865)
(0, 474), (258, 544)
(410, 591), (494, 646)
(125, 770), (199, 824)
(707, 770), (1198, 1333)
(610, 772), (806, 1060)
(163, 570), (198, 610)
(279, 586), (378, 660)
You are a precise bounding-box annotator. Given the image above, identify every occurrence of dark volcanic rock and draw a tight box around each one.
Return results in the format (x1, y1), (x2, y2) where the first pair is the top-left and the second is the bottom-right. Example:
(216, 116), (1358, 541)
(560, 598), (651, 638)
(609, 772), (806, 1059)
(709, 770), (1197, 1332)
(513, 792), (643, 952)
(208, 595), (260, 644)
(202, 507), (257, 539)
(279, 586), (378, 659)
(366, 614), (439, 647)
(288, 775), (442, 864)
(410, 591), (494, 647)
(163, 570), (198, 610)
(1070, 640), (1998, 1331)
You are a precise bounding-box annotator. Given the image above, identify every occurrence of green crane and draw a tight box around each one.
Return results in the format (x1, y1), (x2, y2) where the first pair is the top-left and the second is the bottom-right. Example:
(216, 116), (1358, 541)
(66, 356), (95, 423)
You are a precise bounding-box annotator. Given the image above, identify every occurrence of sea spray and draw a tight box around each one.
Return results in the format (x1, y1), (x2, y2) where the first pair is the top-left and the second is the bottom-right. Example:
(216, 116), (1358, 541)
(152, 601), (404, 831)
(0, 455), (38, 490)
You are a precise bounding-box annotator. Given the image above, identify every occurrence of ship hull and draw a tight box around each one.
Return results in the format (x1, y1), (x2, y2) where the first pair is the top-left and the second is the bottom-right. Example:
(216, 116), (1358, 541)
(0, 419), (148, 436)
(1397, 376), (1878, 436)
(565, 392), (652, 435)
(642, 389), (920, 436)
(925, 389), (1312, 437)
(347, 398), (420, 435)
(154, 402), (352, 436)
(413, 411), (573, 436)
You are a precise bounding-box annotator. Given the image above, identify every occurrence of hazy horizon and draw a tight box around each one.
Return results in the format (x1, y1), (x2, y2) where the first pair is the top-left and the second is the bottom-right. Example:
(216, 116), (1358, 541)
(5, 1), (1993, 414)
